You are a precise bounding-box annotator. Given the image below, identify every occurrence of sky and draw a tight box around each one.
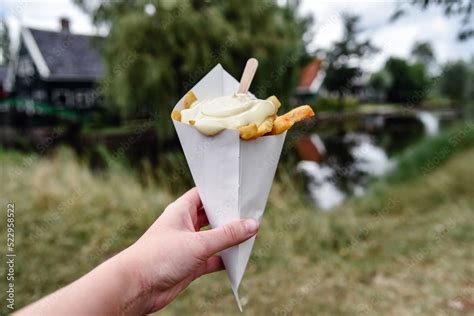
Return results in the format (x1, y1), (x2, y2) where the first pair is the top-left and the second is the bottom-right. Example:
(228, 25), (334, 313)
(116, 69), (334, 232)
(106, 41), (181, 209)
(299, 1), (473, 71)
(1, 0), (473, 72)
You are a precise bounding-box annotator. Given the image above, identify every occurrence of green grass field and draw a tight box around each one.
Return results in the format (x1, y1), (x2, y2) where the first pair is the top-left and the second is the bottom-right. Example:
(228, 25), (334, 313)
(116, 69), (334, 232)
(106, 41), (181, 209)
(1, 126), (473, 315)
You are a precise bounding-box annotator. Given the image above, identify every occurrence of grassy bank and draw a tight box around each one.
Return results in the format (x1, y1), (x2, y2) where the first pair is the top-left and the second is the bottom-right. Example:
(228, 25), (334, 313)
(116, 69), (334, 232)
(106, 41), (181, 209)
(1, 140), (473, 314)
(383, 121), (474, 184)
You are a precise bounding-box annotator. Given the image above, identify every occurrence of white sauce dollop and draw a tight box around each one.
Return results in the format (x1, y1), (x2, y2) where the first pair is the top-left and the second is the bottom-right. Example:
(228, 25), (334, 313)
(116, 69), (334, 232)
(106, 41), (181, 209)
(180, 93), (276, 135)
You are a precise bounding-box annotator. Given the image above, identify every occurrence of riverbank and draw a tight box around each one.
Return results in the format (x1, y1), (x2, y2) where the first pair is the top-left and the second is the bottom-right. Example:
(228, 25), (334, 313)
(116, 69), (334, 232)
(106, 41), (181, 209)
(0, 133), (473, 314)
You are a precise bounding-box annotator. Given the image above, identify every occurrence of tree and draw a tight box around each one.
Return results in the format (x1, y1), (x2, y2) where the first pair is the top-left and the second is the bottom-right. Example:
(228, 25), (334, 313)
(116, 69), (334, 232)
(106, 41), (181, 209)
(75, 0), (312, 141)
(0, 20), (10, 65)
(411, 41), (435, 68)
(392, 0), (473, 41)
(322, 13), (377, 111)
(439, 60), (470, 105)
(384, 57), (429, 105)
(368, 69), (392, 102)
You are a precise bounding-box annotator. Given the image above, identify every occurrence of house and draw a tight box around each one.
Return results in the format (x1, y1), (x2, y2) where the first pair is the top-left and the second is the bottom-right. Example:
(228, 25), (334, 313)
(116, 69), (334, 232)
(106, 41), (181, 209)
(296, 58), (326, 103)
(5, 18), (104, 121)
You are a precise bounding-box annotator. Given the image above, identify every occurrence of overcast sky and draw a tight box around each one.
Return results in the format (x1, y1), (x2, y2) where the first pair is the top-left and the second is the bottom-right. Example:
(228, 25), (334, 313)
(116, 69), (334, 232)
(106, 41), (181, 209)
(2, 0), (473, 72)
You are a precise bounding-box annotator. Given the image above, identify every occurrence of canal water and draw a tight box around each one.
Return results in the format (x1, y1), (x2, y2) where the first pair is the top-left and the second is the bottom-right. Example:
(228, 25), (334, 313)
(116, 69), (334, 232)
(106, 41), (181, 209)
(297, 111), (440, 211)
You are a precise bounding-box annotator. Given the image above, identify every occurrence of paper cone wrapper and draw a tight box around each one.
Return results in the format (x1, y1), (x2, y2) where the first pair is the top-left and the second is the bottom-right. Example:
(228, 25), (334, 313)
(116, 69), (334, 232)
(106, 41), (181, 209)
(172, 64), (286, 310)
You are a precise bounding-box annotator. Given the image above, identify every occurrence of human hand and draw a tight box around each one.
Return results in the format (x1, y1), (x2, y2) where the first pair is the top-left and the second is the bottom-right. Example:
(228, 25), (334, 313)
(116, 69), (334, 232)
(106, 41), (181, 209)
(16, 187), (258, 316)
(120, 187), (260, 314)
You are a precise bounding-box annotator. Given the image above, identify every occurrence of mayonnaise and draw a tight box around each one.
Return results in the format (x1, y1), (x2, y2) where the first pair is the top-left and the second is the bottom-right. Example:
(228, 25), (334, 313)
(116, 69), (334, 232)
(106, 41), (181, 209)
(180, 93), (276, 136)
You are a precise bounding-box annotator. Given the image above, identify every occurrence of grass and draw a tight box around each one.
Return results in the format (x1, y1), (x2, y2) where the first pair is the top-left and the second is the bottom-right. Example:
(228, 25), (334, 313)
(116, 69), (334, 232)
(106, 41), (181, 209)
(0, 140), (473, 314)
(383, 121), (474, 184)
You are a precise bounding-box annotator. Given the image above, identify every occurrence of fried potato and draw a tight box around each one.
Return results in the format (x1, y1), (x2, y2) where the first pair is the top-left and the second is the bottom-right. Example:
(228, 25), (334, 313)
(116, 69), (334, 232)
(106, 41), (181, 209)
(239, 123), (258, 140)
(184, 91), (197, 109)
(285, 105), (314, 123)
(237, 96), (279, 140)
(269, 105), (314, 135)
(266, 95), (281, 111)
(174, 90), (314, 139)
(270, 115), (294, 135)
(239, 115), (276, 140)
(256, 115), (276, 138)
(171, 110), (181, 121)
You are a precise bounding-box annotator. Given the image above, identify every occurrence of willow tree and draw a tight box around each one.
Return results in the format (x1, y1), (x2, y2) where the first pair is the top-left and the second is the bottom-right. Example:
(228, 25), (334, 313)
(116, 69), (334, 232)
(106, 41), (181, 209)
(76, 0), (312, 141)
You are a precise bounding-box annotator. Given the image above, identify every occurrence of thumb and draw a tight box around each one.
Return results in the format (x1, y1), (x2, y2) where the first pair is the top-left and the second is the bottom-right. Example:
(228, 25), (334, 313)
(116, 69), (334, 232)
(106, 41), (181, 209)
(198, 219), (259, 256)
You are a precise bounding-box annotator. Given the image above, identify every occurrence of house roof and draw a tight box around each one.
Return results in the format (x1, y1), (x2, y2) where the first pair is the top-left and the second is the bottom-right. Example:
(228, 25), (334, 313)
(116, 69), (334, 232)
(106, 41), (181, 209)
(26, 27), (104, 81)
(298, 58), (325, 94)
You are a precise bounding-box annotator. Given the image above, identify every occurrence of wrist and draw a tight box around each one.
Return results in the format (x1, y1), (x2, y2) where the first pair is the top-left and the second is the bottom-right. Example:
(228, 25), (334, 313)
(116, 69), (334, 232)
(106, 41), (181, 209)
(107, 248), (150, 315)
(111, 246), (154, 315)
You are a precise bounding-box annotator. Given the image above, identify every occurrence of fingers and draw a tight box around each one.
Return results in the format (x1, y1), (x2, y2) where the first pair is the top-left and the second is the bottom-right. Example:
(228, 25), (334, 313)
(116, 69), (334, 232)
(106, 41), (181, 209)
(194, 208), (209, 230)
(175, 187), (202, 210)
(204, 256), (224, 274)
(198, 219), (259, 256)
(158, 188), (203, 230)
(192, 256), (225, 280)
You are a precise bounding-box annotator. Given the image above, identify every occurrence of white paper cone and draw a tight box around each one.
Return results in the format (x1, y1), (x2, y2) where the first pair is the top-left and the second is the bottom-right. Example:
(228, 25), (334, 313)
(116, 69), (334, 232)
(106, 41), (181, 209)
(172, 64), (286, 310)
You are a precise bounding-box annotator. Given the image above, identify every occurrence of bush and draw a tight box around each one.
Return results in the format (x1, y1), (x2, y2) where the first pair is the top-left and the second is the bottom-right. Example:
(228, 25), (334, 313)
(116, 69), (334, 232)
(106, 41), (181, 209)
(439, 60), (472, 104)
(313, 95), (359, 112)
(422, 96), (452, 109)
(384, 57), (429, 105)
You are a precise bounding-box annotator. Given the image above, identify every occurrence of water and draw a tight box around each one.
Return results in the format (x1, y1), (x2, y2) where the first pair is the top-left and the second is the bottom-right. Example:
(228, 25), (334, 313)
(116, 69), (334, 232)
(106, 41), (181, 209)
(296, 110), (440, 211)
(349, 134), (395, 176)
(296, 161), (345, 211)
(297, 133), (394, 211)
(417, 111), (439, 136)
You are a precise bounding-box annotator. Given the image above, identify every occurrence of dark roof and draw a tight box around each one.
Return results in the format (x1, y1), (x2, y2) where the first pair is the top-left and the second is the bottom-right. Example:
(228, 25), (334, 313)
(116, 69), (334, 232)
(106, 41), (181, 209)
(29, 28), (104, 80)
(0, 65), (7, 83)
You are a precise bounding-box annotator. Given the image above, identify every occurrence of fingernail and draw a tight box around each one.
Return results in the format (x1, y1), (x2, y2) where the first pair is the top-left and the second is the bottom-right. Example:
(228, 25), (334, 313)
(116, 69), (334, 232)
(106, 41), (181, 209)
(243, 219), (259, 234)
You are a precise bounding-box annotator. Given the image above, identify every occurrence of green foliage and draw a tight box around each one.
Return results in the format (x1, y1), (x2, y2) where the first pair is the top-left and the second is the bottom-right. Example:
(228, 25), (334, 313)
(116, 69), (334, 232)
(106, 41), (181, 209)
(383, 122), (474, 184)
(410, 41), (435, 66)
(2, 145), (474, 314)
(0, 20), (10, 64)
(76, 0), (312, 142)
(322, 13), (377, 110)
(313, 95), (359, 112)
(369, 70), (392, 92)
(313, 96), (340, 112)
(392, 0), (473, 40)
(439, 60), (472, 104)
(368, 69), (392, 100)
(422, 96), (452, 109)
(384, 57), (429, 104)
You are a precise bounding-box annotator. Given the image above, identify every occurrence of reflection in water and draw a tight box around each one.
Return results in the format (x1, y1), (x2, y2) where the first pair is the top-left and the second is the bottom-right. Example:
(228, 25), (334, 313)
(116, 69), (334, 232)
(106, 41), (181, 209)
(417, 111), (439, 136)
(297, 110), (441, 211)
(297, 133), (394, 211)
(296, 161), (345, 211)
(349, 133), (395, 176)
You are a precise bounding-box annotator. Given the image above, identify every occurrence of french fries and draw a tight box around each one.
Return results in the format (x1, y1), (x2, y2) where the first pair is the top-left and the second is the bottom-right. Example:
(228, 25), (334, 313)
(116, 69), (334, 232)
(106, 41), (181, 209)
(239, 124), (258, 140)
(256, 115), (275, 138)
(266, 95), (281, 111)
(184, 91), (197, 109)
(284, 105), (314, 123)
(269, 105), (314, 135)
(269, 115), (295, 135)
(238, 115), (276, 140)
(171, 110), (181, 121)
(171, 90), (197, 121)
(171, 92), (315, 139)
